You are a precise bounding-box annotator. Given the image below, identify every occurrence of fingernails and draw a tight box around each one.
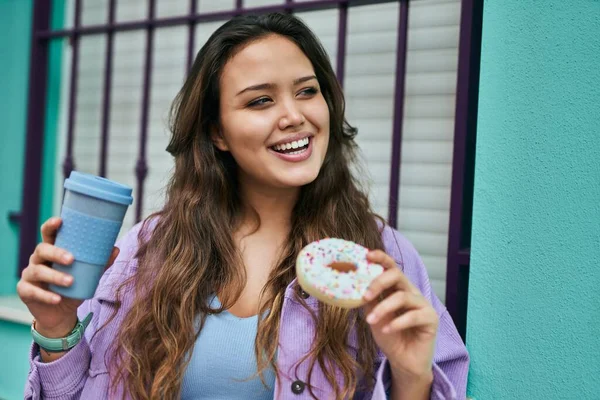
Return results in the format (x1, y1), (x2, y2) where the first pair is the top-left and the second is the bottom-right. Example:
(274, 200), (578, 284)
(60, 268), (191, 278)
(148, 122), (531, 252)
(364, 290), (374, 301)
(366, 313), (377, 324)
(382, 325), (391, 334)
(62, 253), (73, 263)
(62, 276), (72, 285)
(52, 295), (61, 303)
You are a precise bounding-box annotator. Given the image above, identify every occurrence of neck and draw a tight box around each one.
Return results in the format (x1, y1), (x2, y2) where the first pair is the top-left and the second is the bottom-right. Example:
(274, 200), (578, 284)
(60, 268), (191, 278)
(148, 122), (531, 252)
(237, 176), (299, 236)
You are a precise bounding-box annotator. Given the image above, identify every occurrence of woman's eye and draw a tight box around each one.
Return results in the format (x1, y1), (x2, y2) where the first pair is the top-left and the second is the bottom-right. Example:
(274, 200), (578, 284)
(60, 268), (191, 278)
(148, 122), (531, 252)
(248, 97), (272, 107)
(298, 87), (319, 97)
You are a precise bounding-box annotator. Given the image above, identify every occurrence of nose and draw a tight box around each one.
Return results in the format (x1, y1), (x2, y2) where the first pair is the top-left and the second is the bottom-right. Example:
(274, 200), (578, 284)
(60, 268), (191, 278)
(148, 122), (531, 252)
(278, 99), (306, 131)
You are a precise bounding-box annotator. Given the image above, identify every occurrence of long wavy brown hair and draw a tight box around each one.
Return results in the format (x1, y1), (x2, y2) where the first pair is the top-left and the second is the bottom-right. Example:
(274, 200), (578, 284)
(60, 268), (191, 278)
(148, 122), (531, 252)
(108, 12), (385, 400)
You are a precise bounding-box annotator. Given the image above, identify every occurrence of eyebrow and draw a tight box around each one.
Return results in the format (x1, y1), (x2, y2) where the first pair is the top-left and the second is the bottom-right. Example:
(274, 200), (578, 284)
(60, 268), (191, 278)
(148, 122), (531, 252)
(236, 75), (318, 96)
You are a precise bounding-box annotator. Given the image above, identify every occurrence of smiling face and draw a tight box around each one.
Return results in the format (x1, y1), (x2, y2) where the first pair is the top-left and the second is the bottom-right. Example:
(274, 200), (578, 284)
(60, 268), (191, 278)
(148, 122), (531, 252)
(213, 34), (330, 192)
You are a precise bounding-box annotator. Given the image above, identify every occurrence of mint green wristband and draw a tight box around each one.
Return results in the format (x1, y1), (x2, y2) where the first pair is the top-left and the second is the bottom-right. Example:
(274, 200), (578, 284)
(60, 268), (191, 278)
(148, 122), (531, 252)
(31, 312), (93, 353)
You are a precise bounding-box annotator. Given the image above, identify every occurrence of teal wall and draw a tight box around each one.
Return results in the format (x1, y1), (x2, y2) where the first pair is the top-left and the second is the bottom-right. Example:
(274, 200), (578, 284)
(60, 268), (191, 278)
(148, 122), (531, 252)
(0, 321), (34, 400)
(0, 1), (35, 397)
(0, 0), (63, 398)
(0, 0), (33, 296)
(467, 1), (600, 399)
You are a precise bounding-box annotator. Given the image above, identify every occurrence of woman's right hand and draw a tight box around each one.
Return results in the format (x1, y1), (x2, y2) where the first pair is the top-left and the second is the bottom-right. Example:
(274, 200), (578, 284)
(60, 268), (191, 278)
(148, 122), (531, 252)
(17, 217), (119, 339)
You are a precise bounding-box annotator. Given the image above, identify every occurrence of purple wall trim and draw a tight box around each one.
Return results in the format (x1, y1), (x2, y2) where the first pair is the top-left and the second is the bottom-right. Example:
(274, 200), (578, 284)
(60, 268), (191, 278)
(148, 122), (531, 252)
(387, 0), (409, 228)
(134, 0), (155, 222)
(62, 0), (82, 179)
(17, 0), (52, 276)
(446, 0), (483, 340)
(99, 0), (116, 177)
(36, 0), (397, 39)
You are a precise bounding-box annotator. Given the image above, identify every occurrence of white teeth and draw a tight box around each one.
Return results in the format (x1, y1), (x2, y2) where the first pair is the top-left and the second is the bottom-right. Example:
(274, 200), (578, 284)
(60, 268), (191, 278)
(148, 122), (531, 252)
(273, 137), (310, 151)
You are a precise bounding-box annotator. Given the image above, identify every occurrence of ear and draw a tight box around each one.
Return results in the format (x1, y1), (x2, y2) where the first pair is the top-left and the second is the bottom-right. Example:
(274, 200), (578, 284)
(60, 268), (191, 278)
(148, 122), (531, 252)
(210, 125), (229, 151)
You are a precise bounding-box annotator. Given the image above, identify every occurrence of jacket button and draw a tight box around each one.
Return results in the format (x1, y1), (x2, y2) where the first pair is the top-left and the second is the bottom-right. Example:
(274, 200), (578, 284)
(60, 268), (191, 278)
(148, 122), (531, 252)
(291, 380), (305, 394)
(298, 287), (310, 299)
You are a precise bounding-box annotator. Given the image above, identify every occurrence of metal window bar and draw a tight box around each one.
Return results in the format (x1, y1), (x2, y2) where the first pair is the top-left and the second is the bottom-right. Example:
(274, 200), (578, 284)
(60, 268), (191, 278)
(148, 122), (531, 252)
(134, 0), (155, 223)
(236, 0), (244, 16)
(62, 0), (81, 179)
(387, 0), (409, 229)
(16, 0), (480, 339)
(186, 0), (198, 71)
(37, 0), (397, 38)
(335, 2), (348, 87)
(99, 0), (116, 177)
(446, 0), (483, 341)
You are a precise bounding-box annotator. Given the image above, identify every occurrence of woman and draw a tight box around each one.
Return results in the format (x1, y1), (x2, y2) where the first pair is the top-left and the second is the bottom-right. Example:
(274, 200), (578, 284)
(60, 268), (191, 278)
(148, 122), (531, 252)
(20, 12), (469, 400)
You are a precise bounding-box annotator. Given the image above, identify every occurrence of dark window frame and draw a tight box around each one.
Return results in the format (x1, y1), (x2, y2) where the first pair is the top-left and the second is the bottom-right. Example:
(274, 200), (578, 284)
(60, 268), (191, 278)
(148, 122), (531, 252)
(15, 0), (482, 340)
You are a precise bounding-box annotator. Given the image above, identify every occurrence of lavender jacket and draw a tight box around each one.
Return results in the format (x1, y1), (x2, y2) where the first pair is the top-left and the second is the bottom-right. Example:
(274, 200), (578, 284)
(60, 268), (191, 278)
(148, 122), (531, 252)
(24, 223), (469, 399)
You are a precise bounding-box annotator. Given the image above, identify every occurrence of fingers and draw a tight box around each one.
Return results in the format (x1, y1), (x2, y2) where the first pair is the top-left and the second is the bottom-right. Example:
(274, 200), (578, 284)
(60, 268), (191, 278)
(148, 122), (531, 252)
(21, 263), (73, 288)
(366, 250), (417, 294)
(30, 242), (73, 266)
(367, 249), (398, 270)
(363, 250), (430, 332)
(379, 308), (438, 334)
(17, 280), (62, 305)
(364, 260), (418, 303)
(366, 291), (427, 326)
(41, 217), (62, 244)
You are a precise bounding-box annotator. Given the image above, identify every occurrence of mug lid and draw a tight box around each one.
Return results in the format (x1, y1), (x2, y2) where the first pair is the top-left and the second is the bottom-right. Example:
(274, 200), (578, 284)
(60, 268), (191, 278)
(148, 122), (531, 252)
(64, 171), (133, 205)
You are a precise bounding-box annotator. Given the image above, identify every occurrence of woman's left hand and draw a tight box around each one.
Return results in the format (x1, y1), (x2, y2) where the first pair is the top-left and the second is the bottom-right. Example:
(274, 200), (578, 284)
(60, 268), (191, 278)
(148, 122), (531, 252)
(362, 250), (439, 382)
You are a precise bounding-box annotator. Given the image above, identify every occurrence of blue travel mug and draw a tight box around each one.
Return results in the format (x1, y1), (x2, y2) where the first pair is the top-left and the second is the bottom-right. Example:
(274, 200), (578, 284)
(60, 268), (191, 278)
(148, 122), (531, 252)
(49, 171), (133, 299)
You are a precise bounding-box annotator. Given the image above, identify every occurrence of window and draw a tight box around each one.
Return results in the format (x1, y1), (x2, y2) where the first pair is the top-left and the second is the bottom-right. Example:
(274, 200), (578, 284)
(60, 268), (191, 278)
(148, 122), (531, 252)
(53, 0), (460, 303)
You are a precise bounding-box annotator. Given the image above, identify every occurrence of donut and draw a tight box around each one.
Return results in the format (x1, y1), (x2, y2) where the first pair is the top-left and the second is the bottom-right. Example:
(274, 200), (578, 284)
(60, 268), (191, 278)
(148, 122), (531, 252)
(296, 238), (384, 309)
